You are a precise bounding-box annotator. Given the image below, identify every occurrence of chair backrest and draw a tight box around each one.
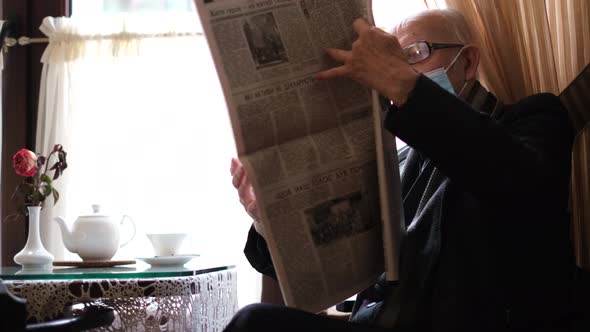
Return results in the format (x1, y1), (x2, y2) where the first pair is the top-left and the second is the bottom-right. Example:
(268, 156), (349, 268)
(0, 279), (28, 332)
(574, 267), (590, 332)
(0, 278), (114, 332)
(559, 63), (590, 271)
(561, 64), (590, 134)
(570, 127), (590, 270)
(560, 63), (590, 331)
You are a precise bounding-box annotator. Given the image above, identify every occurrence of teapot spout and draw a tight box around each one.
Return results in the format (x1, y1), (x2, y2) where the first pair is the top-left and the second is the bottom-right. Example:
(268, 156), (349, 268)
(54, 216), (77, 253)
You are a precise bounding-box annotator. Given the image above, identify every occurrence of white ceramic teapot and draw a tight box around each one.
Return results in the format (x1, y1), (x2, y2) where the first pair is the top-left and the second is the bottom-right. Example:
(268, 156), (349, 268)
(54, 204), (136, 261)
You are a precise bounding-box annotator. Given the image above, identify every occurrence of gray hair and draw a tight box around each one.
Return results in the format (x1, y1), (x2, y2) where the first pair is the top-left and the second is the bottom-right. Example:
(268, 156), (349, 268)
(391, 9), (474, 45)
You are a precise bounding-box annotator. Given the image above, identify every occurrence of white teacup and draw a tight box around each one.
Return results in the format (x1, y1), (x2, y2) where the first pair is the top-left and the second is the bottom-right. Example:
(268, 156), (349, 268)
(146, 233), (187, 257)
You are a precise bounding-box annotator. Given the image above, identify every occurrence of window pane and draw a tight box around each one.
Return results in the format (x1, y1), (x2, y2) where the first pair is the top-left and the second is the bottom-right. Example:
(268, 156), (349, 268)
(48, 7), (256, 304)
(373, 0), (432, 31)
(71, 0), (196, 16)
(396, 137), (407, 150)
(103, 0), (195, 12)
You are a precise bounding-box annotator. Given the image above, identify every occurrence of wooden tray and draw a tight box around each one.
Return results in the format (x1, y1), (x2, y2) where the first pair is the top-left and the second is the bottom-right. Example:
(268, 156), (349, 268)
(53, 260), (136, 268)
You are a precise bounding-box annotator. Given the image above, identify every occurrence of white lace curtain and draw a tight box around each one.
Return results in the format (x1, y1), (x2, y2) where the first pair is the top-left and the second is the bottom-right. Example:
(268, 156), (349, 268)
(35, 15), (260, 306)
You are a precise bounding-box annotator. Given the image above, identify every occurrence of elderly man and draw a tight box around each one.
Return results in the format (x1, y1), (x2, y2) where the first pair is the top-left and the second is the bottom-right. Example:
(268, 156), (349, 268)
(229, 9), (576, 332)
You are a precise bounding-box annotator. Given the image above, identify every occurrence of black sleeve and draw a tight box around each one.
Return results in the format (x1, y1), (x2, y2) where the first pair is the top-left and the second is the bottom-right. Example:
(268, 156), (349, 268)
(244, 226), (278, 280)
(385, 74), (574, 209)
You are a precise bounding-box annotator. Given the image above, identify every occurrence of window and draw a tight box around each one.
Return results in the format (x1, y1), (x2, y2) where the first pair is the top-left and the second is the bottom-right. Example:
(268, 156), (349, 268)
(64, 0), (260, 306)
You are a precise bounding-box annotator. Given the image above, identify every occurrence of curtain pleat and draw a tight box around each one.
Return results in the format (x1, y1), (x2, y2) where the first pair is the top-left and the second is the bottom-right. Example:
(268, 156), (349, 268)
(560, 65), (590, 133)
(442, 0), (589, 102)
(546, 0), (590, 90)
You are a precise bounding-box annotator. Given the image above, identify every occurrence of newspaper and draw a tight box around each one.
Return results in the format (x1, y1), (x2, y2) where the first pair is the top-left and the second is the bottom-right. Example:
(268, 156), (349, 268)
(195, 0), (404, 313)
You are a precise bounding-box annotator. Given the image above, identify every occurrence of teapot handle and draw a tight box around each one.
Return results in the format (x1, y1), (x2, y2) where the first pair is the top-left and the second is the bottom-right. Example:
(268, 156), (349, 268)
(119, 215), (136, 248)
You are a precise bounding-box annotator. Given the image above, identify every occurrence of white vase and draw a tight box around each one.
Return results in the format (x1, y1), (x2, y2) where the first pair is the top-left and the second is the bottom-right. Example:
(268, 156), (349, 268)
(14, 206), (54, 268)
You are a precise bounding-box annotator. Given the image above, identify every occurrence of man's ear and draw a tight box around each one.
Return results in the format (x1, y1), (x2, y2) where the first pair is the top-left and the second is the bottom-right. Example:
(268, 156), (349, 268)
(463, 46), (480, 81)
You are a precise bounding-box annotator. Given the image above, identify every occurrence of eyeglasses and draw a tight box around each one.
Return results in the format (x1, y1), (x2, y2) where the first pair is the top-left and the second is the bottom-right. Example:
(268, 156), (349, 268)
(402, 40), (464, 65)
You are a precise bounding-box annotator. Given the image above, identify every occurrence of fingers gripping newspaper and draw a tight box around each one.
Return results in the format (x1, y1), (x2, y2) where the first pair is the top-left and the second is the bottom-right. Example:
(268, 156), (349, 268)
(196, 0), (404, 313)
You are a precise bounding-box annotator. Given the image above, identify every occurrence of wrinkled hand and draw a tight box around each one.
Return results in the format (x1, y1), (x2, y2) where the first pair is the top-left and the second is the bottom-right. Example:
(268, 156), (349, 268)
(317, 18), (418, 106)
(230, 158), (265, 238)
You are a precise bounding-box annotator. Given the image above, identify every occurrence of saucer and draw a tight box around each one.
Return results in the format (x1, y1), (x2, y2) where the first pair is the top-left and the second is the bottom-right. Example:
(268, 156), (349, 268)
(53, 260), (136, 268)
(135, 255), (199, 267)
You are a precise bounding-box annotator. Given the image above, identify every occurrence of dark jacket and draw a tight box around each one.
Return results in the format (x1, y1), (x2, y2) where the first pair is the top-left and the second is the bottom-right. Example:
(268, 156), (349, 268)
(244, 74), (576, 332)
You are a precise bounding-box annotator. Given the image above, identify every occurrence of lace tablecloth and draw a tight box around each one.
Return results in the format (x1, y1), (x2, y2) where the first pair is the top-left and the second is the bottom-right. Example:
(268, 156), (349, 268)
(5, 268), (238, 332)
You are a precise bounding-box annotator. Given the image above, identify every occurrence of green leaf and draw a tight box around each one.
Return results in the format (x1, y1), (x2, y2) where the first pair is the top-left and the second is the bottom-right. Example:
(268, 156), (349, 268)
(52, 189), (60, 205)
(41, 174), (52, 184)
(41, 183), (52, 197)
(30, 191), (41, 206)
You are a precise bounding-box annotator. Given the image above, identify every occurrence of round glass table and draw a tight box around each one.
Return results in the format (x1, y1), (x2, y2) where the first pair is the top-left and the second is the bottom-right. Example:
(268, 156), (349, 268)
(0, 261), (238, 331)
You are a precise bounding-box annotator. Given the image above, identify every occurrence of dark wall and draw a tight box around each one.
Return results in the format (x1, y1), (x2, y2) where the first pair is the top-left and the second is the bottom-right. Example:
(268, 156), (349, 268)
(1, 0), (68, 266)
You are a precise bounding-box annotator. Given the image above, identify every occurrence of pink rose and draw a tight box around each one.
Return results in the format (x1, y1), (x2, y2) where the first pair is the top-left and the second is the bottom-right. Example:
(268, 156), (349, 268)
(13, 149), (37, 177)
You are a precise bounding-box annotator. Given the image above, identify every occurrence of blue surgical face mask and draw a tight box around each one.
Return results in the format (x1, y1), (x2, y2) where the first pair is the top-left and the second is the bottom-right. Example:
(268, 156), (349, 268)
(424, 46), (469, 96)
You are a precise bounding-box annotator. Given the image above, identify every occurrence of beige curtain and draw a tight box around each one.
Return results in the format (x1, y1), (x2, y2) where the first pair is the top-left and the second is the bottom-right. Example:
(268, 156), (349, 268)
(546, 0), (590, 93)
(438, 0), (590, 103)
(427, 0), (590, 270)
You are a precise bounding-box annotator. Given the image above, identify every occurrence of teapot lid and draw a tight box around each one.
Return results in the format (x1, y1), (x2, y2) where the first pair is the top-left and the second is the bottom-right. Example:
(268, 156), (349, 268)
(78, 204), (110, 219)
